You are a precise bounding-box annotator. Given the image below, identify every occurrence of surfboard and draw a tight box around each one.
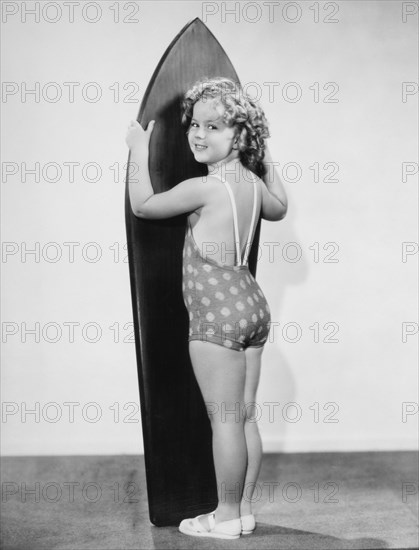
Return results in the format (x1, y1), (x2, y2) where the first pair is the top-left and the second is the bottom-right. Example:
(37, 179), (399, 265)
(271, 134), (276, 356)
(124, 17), (263, 527)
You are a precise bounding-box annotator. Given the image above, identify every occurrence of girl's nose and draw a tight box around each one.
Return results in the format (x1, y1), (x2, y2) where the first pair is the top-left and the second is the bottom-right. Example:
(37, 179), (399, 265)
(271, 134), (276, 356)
(195, 127), (206, 139)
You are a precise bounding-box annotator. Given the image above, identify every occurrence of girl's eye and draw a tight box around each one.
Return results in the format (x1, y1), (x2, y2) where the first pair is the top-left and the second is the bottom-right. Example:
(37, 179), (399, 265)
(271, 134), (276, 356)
(190, 122), (217, 129)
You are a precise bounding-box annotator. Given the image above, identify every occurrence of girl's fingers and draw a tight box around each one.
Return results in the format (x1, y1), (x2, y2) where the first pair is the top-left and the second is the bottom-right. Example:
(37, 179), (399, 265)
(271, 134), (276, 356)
(127, 120), (153, 130)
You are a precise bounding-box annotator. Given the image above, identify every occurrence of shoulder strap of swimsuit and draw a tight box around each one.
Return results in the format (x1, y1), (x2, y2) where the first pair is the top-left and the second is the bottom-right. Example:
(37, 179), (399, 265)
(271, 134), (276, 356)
(209, 173), (241, 265)
(209, 172), (258, 266)
(242, 172), (258, 266)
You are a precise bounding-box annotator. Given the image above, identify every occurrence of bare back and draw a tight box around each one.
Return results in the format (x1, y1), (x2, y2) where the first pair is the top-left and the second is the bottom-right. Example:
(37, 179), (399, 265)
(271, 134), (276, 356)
(188, 169), (261, 267)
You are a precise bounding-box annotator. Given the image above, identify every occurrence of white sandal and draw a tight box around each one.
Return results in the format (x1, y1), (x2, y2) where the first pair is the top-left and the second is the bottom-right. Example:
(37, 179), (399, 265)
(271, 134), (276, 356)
(240, 513), (256, 534)
(179, 511), (241, 539)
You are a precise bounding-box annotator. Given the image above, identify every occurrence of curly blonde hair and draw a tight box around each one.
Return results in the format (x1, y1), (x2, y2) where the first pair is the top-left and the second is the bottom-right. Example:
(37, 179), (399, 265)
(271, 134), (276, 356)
(181, 76), (270, 177)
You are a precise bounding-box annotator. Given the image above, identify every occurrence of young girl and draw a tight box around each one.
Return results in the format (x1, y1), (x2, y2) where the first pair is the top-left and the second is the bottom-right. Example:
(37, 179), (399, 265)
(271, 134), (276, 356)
(126, 77), (287, 540)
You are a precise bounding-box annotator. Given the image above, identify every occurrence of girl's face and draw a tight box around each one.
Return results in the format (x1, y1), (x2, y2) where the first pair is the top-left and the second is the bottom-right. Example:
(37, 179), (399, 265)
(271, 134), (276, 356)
(187, 98), (238, 166)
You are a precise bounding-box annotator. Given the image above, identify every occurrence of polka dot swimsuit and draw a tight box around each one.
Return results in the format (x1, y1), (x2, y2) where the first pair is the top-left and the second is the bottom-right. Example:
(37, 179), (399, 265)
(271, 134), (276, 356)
(182, 172), (271, 352)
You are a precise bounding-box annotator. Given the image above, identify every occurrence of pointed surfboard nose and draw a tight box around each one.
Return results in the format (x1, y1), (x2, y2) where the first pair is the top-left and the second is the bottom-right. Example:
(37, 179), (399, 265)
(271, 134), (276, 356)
(136, 16), (241, 194)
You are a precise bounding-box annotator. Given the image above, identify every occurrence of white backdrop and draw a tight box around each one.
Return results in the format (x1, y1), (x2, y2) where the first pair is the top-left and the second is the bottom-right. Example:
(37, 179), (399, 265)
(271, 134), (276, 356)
(2, 0), (418, 455)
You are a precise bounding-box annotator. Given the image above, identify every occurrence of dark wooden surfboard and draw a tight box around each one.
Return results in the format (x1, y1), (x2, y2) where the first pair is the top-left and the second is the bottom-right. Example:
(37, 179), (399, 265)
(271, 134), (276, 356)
(124, 17), (263, 527)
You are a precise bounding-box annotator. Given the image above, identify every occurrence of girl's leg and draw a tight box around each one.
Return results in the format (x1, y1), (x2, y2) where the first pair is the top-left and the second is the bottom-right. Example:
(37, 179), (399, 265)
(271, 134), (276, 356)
(188, 340), (247, 528)
(240, 345), (264, 516)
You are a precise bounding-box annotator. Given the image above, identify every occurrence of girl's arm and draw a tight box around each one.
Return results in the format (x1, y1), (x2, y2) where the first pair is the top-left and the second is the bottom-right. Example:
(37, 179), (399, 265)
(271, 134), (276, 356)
(126, 120), (208, 219)
(127, 145), (154, 216)
(262, 147), (288, 218)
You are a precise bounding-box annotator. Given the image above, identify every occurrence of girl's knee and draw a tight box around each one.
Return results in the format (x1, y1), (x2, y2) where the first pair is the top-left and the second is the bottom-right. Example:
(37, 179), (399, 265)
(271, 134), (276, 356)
(243, 400), (260, 422)
(206, 400), (247, 425)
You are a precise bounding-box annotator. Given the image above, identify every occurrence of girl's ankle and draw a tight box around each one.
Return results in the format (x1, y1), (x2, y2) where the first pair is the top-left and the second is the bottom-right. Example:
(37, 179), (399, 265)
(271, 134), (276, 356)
(239, 501), (253, 516)
(214, 509), (240, 523)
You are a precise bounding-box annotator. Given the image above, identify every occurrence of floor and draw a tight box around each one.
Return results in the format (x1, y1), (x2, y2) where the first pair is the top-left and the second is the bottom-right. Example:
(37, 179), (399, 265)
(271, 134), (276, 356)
(1, 452), (418, 549)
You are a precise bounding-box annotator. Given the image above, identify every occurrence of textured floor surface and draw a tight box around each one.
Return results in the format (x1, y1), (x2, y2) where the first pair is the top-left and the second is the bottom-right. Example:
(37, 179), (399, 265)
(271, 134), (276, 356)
(1, 451), (418, 549)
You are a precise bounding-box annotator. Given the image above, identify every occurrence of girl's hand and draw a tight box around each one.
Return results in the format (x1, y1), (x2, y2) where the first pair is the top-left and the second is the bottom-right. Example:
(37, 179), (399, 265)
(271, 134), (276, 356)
(125, 119), (155, 151)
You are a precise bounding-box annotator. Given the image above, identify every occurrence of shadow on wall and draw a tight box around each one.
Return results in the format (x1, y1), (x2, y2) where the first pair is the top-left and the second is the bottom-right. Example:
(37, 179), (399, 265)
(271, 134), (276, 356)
(258, 189), (309, 451)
